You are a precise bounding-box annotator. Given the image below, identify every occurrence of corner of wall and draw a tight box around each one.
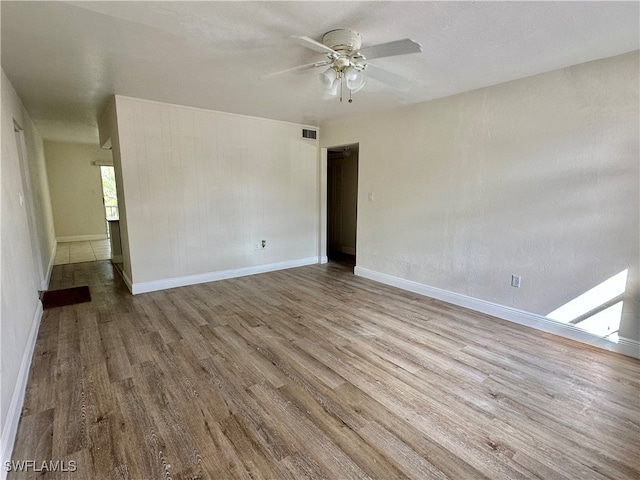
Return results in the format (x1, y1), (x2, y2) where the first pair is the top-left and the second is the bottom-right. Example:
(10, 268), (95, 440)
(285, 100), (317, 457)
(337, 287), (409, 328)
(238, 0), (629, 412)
(42, 242), (57, 290)
(97, 97), (116, 149)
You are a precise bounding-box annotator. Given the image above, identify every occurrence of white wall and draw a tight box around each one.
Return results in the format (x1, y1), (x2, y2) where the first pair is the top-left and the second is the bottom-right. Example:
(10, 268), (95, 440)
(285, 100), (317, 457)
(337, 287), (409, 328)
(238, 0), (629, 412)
(20, 119), (56, 285)
(320, 52), (640, 345)
(110, 96), (319, 291)
(45, 141), (109, 241)
(1, 69), (56, 465)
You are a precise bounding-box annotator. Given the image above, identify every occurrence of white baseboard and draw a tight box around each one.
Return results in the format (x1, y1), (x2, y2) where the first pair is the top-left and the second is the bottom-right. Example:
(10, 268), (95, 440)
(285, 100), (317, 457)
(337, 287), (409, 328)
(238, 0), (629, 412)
(131, 257), (321, 295)
(56, 234), (108, 243)
(320, 256), (329, 265)
(354, 267), (640, 360)
(0, 300), (43, 476)
(41, 244), (56, 291)
(617, 337), (640, 358)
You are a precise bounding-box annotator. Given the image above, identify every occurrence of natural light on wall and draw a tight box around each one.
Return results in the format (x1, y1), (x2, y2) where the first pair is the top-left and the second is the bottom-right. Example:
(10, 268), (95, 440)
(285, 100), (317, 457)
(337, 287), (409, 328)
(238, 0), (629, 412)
(547, 269), (628, 341)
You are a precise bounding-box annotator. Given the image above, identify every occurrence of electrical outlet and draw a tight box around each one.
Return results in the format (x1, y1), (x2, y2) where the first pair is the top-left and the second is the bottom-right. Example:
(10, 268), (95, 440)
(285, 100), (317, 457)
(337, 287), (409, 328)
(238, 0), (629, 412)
(511, 275), (521, 288)
(261, 240), (266, 249)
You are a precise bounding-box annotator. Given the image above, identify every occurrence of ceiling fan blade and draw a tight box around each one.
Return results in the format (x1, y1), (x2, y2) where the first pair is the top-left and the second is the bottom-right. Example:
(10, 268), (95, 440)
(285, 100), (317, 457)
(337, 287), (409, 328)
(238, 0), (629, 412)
(358, 39), (422, 60)
(266, 60), (331, 78)
(365, 64), (411, 91)
(291, 36), (339, 55)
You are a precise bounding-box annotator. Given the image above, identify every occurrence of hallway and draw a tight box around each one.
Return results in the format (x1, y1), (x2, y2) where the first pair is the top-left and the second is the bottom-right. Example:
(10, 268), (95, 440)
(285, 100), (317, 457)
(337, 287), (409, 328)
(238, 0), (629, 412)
(53, 239), (111, 265)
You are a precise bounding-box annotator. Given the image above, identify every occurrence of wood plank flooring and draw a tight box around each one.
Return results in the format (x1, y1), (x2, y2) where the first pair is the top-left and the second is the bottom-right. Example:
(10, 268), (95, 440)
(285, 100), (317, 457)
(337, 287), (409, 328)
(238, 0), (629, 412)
(8, 260), (640, 479)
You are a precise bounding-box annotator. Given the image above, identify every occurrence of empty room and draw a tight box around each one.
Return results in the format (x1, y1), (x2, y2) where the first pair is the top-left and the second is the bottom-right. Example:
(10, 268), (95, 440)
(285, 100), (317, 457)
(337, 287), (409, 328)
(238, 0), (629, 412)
(1, 2), (639, 479)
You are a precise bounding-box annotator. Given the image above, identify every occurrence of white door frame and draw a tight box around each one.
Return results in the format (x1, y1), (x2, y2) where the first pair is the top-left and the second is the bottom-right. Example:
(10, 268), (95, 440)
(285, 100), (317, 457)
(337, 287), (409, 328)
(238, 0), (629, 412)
(14, 121), (46, 289)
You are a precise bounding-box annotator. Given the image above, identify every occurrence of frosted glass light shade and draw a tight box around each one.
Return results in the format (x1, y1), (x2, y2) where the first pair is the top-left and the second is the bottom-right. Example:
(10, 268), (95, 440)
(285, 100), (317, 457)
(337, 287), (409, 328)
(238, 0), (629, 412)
(350, 81), (365, 94)
(345, 67), (364, 91)
(320, 68), (337, 89)
(329, 78), (340, 96)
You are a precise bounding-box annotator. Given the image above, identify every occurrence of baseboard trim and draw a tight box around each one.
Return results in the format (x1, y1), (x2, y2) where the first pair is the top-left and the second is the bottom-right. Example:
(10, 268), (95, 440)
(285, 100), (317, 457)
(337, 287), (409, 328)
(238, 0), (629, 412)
(41, 244), (56, 290)
(0, 300), (43, 476)
(617, 337), (640, 358)
(354, 267), (640, 360)
(56, 234), (108, 243)
(111, 255), (123, 263)
(320, 256), (329, 265)
(131, 257), (321, 295)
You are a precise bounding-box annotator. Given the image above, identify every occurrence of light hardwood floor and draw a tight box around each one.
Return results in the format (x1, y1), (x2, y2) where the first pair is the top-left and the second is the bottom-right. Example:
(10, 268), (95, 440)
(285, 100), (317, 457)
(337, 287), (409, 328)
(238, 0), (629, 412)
(9, 260), (640, 479)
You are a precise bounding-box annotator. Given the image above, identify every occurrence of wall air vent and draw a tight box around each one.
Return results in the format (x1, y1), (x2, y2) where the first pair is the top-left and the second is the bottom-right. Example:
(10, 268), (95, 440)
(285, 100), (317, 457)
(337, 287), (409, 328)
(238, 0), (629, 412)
(302, 129), (317, 139)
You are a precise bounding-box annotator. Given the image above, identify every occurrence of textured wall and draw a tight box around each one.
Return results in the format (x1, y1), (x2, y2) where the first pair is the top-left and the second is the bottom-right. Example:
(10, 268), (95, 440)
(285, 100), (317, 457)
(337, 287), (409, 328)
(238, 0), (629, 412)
(113, 96), (319, 286)
(321, 52), (639, 342)
(1, 69), (55, 445)
(45, 141), (108, 239)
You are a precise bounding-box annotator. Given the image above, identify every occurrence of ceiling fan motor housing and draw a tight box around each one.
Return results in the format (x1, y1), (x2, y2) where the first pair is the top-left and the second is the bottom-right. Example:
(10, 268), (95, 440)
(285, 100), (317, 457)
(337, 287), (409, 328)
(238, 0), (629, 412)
(322, 29), (362, 54)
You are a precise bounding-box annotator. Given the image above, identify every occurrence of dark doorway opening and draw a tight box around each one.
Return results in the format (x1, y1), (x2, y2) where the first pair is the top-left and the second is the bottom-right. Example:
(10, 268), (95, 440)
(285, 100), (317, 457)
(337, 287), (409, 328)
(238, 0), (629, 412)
(327, 144), (358, 269)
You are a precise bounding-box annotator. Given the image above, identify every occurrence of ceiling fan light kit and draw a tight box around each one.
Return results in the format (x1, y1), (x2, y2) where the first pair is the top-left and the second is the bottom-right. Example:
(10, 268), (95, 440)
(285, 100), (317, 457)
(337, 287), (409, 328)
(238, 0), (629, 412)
(276, 29), (422, 103)
(344, 67), (364, 91)
(320, 67), (338, 89)
(319, 30), (368, 103)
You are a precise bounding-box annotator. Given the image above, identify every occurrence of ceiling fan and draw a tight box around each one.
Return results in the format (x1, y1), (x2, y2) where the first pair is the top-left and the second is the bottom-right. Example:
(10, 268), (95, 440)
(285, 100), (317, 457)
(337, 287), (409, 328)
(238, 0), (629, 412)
(272, 29), (422, 103)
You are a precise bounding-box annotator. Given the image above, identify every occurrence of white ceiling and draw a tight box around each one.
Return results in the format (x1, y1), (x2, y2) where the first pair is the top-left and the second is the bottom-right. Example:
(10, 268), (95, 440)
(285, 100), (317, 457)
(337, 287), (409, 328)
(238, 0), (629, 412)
(2, 1), (638, 144)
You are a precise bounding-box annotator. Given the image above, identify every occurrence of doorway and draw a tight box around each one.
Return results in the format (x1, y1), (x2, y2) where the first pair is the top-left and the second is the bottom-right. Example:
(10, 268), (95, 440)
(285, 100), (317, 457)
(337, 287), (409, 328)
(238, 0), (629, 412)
(327, 144), (358, 267)
(100, 166), (119, 223)
(100, 164), (122, 264)
(14, 122), (46, 288)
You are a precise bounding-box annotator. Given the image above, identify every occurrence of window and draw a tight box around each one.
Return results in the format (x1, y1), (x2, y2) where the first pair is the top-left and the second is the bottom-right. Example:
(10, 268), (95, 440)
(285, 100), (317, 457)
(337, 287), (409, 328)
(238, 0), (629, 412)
(100, 166), (119, 220)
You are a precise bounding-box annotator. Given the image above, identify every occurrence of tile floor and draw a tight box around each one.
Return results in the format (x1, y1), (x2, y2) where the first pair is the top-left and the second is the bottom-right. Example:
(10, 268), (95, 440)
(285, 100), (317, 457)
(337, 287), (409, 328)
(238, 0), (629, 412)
(53, 239), (111, 265)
